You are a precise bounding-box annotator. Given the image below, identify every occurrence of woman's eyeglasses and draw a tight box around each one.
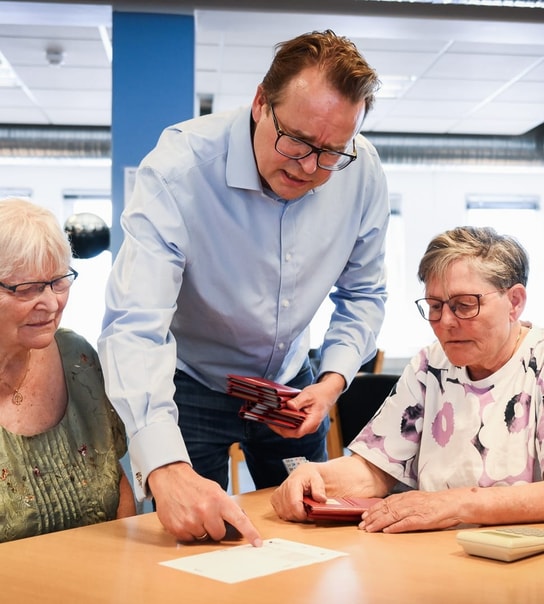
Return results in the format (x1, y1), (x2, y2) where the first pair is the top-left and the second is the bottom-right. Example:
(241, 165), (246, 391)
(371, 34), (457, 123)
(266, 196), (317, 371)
(0, 268), (79, 302)
(415, 290), (504, 322)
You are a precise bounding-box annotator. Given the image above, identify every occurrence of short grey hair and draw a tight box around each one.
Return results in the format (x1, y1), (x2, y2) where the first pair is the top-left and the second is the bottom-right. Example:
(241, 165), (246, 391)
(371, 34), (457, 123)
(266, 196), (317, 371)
(418, 225), (529, 289)
(0, 197), (72, 280)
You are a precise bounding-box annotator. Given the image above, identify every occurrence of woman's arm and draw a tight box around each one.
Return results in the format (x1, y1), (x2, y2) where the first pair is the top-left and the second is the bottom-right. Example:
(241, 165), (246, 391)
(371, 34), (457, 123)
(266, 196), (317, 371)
(361, 481), (544, 533)
(116, 465), (137, 518)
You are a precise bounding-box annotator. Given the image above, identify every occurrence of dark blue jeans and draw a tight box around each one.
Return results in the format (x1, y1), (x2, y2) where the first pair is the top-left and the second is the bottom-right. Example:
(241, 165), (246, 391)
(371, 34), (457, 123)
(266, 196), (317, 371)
(173, 363), (329, 491)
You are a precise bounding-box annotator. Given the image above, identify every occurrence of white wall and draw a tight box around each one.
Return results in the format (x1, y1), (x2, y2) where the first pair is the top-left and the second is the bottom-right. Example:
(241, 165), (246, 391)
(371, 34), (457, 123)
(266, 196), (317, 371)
(2, 158), (543, 369)
(381, 164), (544, 364)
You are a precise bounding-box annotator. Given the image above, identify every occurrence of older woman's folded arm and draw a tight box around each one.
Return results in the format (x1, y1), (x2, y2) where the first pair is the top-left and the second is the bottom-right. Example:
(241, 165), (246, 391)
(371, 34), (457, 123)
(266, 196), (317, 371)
(116, 466), (137, 519)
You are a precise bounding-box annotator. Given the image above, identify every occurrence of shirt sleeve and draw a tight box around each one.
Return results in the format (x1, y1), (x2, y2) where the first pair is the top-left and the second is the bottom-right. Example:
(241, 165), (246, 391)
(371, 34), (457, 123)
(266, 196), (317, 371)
(98, 163), (191, 500)
(318, 140), (389, 387)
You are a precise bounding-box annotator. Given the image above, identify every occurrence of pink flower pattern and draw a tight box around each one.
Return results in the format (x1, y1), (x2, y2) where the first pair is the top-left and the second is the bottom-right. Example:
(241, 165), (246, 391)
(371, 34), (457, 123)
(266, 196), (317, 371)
(350, 328), (544, 491)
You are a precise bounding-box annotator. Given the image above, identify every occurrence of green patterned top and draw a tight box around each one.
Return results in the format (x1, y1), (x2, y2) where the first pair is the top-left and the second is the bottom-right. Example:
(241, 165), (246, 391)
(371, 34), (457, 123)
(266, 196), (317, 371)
(0, 328), (127, 542)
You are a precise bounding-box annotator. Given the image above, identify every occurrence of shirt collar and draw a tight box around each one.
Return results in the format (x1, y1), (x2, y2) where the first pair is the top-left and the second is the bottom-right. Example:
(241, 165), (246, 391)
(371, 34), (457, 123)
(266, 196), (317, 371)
(226, 107), (262, 192)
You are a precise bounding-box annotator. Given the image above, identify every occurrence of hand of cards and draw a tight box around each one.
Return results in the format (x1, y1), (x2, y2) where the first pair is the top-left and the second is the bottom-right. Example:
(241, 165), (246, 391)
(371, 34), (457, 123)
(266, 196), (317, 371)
(227, 374), (306, 429)
(303, 495), (383, 522)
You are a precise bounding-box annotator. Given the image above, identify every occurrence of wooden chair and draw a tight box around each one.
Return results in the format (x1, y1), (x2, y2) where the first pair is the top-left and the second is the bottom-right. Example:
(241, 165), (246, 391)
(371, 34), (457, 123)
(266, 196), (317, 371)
(228, 442), (246, 495)
(326, 405), (345, 459)
(359, 348), (384, 374)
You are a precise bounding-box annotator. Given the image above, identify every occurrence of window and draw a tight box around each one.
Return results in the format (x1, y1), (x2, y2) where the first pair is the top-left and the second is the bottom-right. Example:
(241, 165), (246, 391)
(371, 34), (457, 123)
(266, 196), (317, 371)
(309, 194), (406, 358)
(0, 187), (32, 199)
(466, 194), (543, 326)
(377, 195), (407, 357)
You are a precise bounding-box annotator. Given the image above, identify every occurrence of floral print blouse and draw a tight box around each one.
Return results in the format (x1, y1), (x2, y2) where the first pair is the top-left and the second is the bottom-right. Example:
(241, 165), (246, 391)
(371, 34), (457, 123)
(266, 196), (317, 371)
(350, 326), (544, 491)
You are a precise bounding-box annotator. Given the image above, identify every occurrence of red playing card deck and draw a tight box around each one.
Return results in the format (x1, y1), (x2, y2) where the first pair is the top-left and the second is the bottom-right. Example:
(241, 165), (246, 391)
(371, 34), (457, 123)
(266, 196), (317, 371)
(227, 374), (305, 429)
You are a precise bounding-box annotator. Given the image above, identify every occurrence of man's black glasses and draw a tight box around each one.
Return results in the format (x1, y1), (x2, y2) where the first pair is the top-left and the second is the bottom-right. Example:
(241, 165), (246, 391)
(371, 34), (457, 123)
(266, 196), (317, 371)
(269, 103), (357, 171)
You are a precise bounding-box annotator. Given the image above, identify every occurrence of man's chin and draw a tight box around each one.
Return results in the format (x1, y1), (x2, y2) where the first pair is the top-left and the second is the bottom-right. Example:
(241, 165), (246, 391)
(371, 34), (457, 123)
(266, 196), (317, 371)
(270, 179), (314, 201)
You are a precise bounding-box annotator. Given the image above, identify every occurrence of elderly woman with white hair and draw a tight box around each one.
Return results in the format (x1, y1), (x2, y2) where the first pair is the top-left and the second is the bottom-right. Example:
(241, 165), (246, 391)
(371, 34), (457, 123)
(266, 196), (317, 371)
(0, 198), (135, 542)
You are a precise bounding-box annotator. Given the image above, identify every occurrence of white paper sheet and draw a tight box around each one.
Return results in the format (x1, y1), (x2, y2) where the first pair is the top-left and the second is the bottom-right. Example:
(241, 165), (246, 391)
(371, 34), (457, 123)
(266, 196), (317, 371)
(159, 537), (347, 584)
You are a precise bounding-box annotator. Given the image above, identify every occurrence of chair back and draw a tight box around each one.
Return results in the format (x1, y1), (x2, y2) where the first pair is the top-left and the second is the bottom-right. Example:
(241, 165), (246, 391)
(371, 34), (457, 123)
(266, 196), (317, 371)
(359, 349), (385, 373)
(337, 373), (400, 447)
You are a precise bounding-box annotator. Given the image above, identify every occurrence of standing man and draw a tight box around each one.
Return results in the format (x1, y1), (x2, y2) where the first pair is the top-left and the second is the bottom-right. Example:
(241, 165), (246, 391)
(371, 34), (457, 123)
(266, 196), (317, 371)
(98, 30), (389, 545)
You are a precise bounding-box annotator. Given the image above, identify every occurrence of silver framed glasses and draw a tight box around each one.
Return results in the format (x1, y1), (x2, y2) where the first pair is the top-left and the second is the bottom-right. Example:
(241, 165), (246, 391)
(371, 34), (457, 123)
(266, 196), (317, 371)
(415, 290), (504, 322)
(269, 103), (357, 171)
(0, 268), (78, 301)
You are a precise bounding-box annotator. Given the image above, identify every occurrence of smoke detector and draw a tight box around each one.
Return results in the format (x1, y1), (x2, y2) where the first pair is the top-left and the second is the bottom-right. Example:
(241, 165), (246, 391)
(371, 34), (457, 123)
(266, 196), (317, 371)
(45, 46), (65, 66)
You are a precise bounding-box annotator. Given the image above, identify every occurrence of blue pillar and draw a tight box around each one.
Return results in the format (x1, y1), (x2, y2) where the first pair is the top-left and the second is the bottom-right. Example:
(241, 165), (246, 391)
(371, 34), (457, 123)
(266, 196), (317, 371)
(111, 12), (195, 256)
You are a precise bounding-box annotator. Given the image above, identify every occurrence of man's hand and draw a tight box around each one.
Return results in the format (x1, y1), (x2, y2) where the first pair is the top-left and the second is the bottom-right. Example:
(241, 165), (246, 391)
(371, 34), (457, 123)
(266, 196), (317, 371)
(148, 462), (262, 546)
(271, 372), (345, 439)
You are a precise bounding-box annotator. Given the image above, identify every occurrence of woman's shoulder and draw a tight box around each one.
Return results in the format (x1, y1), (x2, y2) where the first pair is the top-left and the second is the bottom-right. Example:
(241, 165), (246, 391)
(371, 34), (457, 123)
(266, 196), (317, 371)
(515, 324), (544, 360)
(55, 327), (92, 346)
(525, 323), (544, 344)
(55, 328), (98, 362)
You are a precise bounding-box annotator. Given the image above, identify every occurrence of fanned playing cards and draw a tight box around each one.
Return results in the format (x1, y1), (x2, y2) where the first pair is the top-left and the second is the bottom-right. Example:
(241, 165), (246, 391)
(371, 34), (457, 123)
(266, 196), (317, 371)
(227, 374), (305, 429)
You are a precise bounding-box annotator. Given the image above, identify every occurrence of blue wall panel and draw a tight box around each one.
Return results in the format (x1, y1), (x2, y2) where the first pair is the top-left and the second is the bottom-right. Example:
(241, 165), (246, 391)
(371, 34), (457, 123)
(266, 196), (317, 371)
(111, 11), (195, 255)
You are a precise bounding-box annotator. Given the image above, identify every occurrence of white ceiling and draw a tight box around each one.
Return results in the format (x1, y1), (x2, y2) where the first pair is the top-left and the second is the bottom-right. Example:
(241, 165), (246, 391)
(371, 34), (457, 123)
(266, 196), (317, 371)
(0, 1), (543, 136)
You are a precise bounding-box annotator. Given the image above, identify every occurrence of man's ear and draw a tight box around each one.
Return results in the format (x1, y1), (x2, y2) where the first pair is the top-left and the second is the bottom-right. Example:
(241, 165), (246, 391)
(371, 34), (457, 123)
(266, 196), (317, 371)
(251, 84), (266, 122)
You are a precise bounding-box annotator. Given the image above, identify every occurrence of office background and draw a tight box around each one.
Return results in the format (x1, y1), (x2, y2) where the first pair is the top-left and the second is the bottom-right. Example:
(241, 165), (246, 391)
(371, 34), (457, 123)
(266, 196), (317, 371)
(0, 0), (543, 371)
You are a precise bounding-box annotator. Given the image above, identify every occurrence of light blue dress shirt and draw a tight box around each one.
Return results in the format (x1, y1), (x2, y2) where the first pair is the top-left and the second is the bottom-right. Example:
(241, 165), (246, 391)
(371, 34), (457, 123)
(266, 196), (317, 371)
(98, 107), (389, 499)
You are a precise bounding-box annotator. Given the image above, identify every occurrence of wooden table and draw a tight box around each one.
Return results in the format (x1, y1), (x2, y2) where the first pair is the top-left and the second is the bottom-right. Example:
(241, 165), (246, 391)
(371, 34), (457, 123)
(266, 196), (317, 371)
(2, 488), (544, 603)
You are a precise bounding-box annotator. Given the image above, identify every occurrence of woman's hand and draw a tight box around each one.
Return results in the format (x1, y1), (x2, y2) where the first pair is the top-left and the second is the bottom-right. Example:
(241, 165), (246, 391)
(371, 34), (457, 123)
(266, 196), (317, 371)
(271, 455), (393, 522)
(360, 489), (463, 533)
(271, 462), (328, 522)
(361, 481), (544, 533)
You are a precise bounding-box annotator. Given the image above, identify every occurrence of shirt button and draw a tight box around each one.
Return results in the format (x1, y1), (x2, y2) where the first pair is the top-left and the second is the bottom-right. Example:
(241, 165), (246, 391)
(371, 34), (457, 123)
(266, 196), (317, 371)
(285, 253), (292, 262)
(281, 299), (290, 308)
(278, 343), (285, 350)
